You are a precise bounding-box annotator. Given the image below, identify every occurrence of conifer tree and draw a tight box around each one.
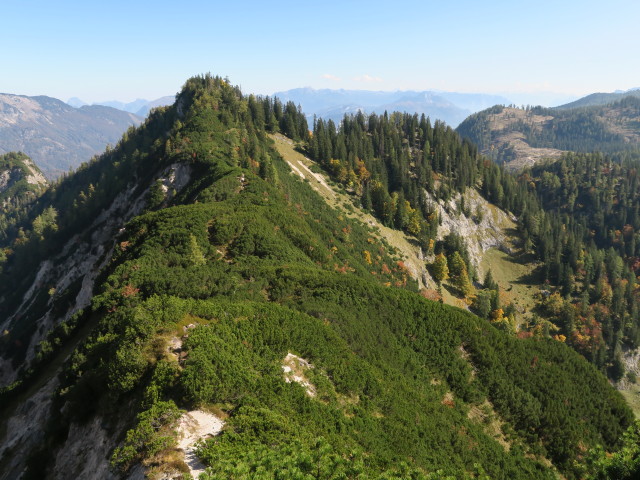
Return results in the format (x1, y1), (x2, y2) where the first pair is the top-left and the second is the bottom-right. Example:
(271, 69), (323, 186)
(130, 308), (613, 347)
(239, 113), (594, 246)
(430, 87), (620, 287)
(484, 269), (498, 291)
(432, 253), (449, 286)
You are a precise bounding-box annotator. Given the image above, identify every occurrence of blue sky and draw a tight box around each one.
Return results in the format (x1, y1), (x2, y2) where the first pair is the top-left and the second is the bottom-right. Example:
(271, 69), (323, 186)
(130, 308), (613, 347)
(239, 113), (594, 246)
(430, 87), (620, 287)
(2, 0), (639, 105)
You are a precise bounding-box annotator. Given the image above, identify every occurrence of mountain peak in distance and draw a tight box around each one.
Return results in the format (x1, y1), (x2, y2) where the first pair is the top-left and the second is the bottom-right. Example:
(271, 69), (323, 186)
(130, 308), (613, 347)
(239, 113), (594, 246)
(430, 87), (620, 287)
(66, 97), (87, 108)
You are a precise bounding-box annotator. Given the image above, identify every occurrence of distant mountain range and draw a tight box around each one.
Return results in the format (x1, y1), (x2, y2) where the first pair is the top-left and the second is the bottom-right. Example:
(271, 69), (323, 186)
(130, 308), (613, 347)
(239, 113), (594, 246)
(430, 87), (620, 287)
(66, 95), (174, 117)
(0, 93), (142, 178)
(273, 88), (511, 127)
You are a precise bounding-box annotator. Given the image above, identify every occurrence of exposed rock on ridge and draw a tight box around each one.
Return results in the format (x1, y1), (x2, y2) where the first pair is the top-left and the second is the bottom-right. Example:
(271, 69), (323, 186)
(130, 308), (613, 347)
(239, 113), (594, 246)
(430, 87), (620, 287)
(0, 163), (192, 388)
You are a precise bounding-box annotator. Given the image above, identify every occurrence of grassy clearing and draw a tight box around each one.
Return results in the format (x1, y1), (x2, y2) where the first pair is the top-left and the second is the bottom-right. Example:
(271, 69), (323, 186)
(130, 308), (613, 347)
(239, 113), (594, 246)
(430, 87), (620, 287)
(270, 134), (338, 207)
(480, 247), (539, 321)
(440, 283), (470, 310)
(620, 384), (640, 418)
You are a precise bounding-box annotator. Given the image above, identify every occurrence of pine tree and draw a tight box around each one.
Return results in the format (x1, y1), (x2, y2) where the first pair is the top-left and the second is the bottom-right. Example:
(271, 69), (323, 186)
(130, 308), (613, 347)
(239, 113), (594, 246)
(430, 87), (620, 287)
(484, 269), (498, 291)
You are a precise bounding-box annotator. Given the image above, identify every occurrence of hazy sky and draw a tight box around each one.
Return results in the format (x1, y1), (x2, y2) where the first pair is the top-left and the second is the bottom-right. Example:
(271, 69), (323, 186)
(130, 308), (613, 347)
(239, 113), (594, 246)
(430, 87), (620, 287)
(2, 0), (639, 104)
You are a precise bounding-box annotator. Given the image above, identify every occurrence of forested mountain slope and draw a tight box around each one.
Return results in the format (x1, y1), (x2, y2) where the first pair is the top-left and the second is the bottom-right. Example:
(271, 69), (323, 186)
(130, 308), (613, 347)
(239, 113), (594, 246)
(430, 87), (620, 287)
(0, 75), (635, 480)
(0, 93), (142, 178)
(456, 97), (640, 170)
(0, 152), (46, 210)
(0, 152), (47, 258)
(279, 99), (640, 386)
(556, 89), (640, 110)
(513, 151), (640, 372)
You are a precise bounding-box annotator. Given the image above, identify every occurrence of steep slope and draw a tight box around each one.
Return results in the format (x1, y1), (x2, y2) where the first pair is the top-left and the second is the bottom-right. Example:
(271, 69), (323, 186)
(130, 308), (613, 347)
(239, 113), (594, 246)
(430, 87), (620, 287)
(270, 132), (434, 289)
(456, 98), (640, 170)
(0, 152), (47, 251)
(0, 75), (634, 480)
(282, 97), (640, 382)
(0, 93), (142, 177)
(0, 103), (183, 388)
(456, 105), (564, 169)
(0, 151), (46, 206)
(270, 133), (515, 296)
(517, 151), (640, 374)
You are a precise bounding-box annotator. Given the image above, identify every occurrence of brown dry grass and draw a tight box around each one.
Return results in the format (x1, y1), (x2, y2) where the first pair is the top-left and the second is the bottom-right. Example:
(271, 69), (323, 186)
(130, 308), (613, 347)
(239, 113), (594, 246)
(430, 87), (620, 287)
(146, 449), (190, 479)
(479, 107), (564, 171)
(467, 400), (511, 451)
(619, 383), (640, 419)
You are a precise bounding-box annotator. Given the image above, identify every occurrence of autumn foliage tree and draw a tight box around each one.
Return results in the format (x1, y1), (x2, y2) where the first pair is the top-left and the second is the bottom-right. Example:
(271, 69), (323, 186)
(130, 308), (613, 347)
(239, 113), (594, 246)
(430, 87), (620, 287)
(448, 251), (474, 298)
(431, 253), (449, 286)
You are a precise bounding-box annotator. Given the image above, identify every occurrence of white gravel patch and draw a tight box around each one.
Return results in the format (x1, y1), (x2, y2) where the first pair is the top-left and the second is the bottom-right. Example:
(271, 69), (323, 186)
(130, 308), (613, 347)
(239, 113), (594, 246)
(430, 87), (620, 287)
(176, 410), (224, 479)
